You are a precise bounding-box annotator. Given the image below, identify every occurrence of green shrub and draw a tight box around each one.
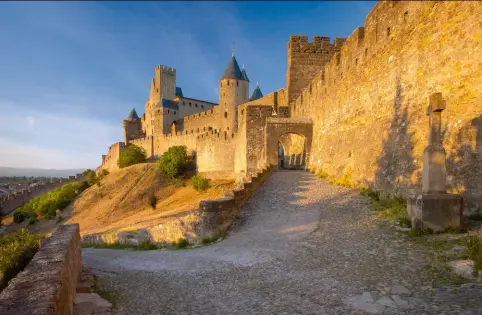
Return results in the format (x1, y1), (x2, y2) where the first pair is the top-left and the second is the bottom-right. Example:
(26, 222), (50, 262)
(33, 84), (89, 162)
(317, 169), (330, 179)
(192, 174), (209, 192)
(118, 144), (146, 169)
(172, 238), (189, 249)
(87, 171), (98, 186)
(157, 146), (190, 179)
(462, 235), (482, 276)
(148, 195), (157, 209)
(13, 181), (89, 222)
(0, 229), (42, 290)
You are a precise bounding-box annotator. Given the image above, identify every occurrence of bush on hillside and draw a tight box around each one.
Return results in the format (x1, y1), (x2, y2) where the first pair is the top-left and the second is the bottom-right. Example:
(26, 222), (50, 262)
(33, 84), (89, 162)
(157, 146), (191, 179)
(13, 180), (89, 222)
(0, 229), (42, 290)
(192, 174), (209, 192)
(81, 169), (93, 176)
(118, 144), (147, 169)
(148, 195), (157, 209)
(87, 170), (98, 186)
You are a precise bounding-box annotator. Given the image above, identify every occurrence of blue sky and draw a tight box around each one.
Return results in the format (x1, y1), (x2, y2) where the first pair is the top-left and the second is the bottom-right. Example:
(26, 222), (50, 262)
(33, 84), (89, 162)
(0, 1), (376, 169)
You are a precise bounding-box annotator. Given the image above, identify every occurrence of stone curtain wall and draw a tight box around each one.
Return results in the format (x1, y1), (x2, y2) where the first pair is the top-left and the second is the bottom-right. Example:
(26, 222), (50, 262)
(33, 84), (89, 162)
(0, 224), (82, 315)
(0, 178), (79, 215)
(243, 88), (289, 113)
(98, 142), (125, 173)
(290, 1), (482, 214)
(196, 130), (237, 180)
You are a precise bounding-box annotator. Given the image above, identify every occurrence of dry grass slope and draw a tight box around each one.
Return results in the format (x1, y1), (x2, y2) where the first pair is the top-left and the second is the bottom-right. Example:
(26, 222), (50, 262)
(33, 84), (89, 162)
(65, 163), (234, 237)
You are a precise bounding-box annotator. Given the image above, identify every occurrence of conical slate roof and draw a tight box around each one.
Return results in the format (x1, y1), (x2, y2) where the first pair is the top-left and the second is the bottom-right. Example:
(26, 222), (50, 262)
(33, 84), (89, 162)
(221, 55), (243, 80)
(128, 108), (139, 120)
(249, 83), (263, 101)
(241, 65), (250, 82)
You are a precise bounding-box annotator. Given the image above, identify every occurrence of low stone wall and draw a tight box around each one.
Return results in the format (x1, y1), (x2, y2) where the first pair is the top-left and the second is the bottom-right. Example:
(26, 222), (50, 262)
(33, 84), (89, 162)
(0, 224), (82, 315)
(82, 166), (273, 246)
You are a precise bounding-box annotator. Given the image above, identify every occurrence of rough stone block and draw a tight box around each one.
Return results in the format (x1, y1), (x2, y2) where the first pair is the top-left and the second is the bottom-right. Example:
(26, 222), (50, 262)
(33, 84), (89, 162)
(407, 194), (463, 232)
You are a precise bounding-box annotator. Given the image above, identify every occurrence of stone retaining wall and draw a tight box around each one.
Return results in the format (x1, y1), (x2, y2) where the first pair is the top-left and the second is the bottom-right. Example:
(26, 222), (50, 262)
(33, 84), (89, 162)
(81, 166), (273, 246)
(0, 224), (82, 315)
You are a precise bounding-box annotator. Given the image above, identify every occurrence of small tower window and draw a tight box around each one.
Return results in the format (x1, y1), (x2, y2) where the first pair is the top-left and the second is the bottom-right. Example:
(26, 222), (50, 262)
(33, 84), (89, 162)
(201, 105), (204, 109)
(168, 110), (170, 113)
(189, 102), (192, 107)
(227, 80), (230, 86)
(224, 112), (228, 118)
(404, 11), (408, 22)
(183, 101), (185, 106)
(387, 27), (391, 37)
(236, 81), (239, 86)
(195, 103), (198, 108)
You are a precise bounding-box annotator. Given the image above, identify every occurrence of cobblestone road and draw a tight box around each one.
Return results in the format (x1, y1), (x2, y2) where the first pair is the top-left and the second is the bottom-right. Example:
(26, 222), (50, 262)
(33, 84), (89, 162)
(83, 171), (482, 315)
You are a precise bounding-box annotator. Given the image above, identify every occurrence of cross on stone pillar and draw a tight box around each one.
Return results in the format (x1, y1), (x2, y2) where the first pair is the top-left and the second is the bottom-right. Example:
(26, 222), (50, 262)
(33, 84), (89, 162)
(422, 93), (447, 194)
(408, 92), (463, 232)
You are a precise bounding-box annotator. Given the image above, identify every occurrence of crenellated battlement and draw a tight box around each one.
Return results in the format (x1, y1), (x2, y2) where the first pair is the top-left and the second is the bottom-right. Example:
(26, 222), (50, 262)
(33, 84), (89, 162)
(155, 64), (176, 74)
(197, 128), (235, 142)
(184, 109), (215, 121)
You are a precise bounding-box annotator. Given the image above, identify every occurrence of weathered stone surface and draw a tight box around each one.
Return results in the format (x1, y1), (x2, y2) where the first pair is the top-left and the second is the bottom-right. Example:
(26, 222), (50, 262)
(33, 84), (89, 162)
(407, 193), (463, 232)
(448, 260), (476, 280)
(74, 293), (112, 315)
(390, 284), (411, 295)
(0, 224), (82, 315)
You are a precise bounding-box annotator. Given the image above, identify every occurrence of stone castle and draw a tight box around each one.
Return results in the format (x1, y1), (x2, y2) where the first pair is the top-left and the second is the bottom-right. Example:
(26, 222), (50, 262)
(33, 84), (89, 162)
(99, 1), (482, 216)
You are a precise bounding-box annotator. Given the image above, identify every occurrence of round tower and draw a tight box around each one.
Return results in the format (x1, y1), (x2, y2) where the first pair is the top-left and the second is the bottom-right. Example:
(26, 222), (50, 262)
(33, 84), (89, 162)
(219, 53), (249, 132)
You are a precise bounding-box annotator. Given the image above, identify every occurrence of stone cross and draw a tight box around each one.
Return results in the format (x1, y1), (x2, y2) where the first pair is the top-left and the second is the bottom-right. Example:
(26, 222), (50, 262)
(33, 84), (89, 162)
(422, 93), (447, 194)
(427, 92), (446, 146)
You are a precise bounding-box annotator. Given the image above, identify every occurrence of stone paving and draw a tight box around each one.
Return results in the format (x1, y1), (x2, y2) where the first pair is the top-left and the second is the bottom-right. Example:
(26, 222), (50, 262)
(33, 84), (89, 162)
(82, 171), (482, 315)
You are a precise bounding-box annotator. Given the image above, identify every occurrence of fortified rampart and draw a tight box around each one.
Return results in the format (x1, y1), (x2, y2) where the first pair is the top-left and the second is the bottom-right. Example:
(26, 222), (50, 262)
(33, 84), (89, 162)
(243, 87), (289, 113)
(286, 35), (345, 106)
(290, 1), (482, 214)
(98, 142), (126, 173)
(183, 109), (218, 133)
(0, 224), (82, 315)
(0, 175), (84, 215)
(196, 129), (237, 180)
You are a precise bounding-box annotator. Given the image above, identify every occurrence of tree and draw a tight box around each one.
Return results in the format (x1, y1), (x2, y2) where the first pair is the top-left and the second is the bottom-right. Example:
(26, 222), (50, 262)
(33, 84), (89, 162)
(157, 146), (190, 178)
(118, 144), (147, 169)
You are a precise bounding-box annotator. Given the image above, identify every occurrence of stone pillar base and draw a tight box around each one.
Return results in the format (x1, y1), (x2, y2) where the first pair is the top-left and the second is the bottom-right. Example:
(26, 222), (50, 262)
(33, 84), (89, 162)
(407, 194), (463, 232)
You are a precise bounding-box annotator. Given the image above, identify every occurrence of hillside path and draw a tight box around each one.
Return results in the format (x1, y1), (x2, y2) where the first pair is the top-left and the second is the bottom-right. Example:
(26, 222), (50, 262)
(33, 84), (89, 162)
(83, 171), (482, 315)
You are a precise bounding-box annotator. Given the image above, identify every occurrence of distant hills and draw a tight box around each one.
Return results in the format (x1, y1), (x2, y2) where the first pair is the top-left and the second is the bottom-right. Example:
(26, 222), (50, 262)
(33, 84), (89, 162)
(0, 167), (87, 178)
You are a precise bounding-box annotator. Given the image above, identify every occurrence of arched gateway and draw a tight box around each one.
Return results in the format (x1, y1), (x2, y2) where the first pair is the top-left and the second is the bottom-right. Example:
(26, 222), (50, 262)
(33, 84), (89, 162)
(265, 117), (313, 170)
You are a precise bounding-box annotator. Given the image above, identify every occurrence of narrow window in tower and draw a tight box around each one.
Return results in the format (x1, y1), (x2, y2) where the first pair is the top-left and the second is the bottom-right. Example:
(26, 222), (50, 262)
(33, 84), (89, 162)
(168, 110), (170, 113)
(195, 103), (198, 108)
(224, 112), (228, 118)
(227, 80), (230, 86)
(387, 27), (391, 37)
(236, 81), (239, 86)
(201, 105), (204, 109)
(189, 102), (192, 107)
(404, 11), (408, 22)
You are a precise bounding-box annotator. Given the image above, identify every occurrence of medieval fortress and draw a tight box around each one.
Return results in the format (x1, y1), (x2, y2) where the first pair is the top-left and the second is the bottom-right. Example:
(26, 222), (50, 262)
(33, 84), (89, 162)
(99, 1), (482, 215)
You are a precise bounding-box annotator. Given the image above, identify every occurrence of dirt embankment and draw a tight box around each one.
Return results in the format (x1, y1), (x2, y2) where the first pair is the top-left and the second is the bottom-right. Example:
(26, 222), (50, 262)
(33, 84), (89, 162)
(65, 163), (235, 237)
(2, 163), (234, 238)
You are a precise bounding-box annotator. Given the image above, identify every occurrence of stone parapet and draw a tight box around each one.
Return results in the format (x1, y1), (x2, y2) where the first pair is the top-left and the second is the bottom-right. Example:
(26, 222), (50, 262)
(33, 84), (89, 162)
(0, 224), (82, 315)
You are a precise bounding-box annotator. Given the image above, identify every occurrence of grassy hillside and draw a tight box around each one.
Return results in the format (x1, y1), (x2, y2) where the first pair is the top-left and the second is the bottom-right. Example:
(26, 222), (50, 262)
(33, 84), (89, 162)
(64, 163), (235, 236)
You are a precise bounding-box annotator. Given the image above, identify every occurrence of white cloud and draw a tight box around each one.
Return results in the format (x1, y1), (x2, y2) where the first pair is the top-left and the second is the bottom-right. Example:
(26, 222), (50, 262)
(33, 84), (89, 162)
(0, 101), (119, 169)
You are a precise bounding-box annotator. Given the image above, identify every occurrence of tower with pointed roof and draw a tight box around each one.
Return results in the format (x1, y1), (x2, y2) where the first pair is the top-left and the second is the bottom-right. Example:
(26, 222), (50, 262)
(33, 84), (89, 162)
(219, 53), (249, 132)
(122, 108), (144, 144)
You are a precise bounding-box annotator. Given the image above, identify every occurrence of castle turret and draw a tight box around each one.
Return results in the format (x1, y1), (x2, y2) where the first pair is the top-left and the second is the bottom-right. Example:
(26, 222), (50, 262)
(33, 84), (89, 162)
(219, 53), (249, 131)
(123, 108), (143, 144)
(249, 82), (263, 101)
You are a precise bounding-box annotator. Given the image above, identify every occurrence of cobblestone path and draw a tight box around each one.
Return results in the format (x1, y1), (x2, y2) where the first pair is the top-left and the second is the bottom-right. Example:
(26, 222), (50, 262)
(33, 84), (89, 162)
(83, 171), (482, 315)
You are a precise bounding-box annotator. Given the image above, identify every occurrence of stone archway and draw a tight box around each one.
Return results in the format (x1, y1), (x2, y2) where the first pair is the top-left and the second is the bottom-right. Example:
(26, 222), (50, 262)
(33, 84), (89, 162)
(265, 117), (313, 169)
(278, 133), (307, 170)
(171, 121), (177, 134)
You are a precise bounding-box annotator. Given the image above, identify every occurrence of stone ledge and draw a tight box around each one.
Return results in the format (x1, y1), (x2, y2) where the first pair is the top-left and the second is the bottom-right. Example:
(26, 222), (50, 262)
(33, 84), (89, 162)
(0, 224), (82, 315)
